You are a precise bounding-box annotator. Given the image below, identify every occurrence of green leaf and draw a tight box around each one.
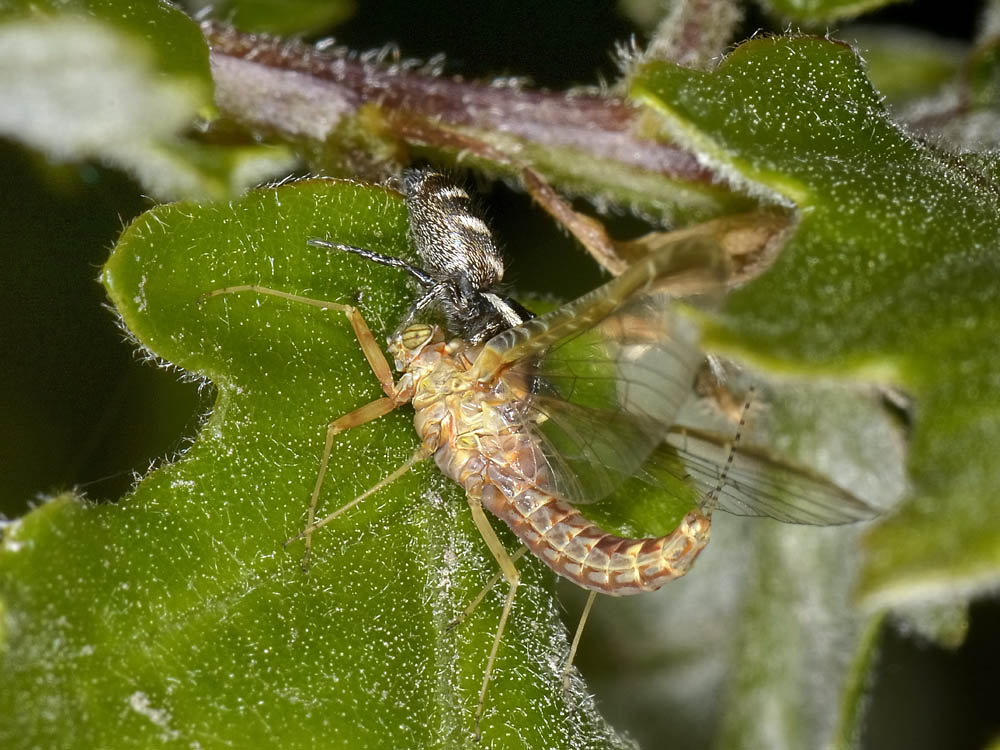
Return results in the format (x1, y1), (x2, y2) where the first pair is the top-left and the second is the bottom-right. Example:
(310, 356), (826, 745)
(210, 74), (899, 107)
(0, 0), (211, 83)
(900, 24), (1000, 152)
(709, 384), (897, 750)
(0, 2), (296, 200)
(632, 38), (1000, 609)
(0, 179), (629, 748)
(755, 0), (906, 23)
(578, 380), (903, 750)
(846, 26), (964, 108)
(968, 32), (1000, 109)
(186, 0), (356, 35)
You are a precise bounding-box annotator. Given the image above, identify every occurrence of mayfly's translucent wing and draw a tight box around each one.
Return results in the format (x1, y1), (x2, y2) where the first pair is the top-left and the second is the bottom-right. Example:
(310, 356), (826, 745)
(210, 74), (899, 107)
(508, 292), (700, 502)
(472, 237), (729, 503)
(640, 427), (879, 524)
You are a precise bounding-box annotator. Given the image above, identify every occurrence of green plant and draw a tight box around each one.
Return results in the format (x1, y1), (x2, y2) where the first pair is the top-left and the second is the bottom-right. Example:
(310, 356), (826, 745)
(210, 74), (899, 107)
(2, 1), (998, 748)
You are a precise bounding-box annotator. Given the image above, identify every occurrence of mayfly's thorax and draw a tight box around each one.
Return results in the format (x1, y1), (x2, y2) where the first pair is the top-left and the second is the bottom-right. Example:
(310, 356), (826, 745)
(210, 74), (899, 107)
(405, 339), (541, 499)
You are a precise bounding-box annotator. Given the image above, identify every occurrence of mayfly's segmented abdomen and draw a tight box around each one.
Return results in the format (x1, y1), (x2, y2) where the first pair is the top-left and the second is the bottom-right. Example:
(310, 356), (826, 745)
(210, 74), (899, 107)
(479, 484), (712, 596)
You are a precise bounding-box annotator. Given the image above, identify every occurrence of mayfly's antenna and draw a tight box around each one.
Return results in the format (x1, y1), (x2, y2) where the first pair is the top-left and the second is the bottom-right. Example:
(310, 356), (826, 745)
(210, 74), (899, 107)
(702, 385), (756, 516)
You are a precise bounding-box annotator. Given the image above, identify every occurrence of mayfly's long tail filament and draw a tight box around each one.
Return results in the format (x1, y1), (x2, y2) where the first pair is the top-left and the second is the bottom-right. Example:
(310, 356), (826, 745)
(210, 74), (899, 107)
(702, 385), (757, 516)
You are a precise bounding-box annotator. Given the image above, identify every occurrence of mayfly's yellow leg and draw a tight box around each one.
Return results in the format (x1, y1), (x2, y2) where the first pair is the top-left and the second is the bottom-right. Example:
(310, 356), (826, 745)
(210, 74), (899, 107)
(562, 590), (597, 690)
(292, 395), (417, 571)
(449, 544), (597, 693)
(286, 444), (431, 568)
(446, 546), (528, 631)
(200, 285), (396, 396)
(465, 496), (521, 741)
(200, 284), (424, 568)
(448, 543), (598, 692)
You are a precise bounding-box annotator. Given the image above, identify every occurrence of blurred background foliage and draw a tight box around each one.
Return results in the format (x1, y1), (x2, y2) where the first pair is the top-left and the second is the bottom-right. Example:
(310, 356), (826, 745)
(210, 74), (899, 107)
(1, 1), (998, 749)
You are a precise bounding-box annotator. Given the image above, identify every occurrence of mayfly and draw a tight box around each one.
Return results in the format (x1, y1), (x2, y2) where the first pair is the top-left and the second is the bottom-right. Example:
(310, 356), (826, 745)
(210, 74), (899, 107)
(203, 170), (877, 738)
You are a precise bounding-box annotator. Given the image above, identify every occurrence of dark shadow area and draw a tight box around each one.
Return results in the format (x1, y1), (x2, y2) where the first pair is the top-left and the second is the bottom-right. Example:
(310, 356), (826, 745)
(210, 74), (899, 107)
(862, 599), (1000, 750)
(0, 141), (205, 516)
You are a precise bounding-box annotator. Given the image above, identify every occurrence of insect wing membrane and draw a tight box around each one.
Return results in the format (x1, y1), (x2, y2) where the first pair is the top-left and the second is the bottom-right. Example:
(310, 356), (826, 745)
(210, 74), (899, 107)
(476, 240), (720, 504)
(650, 427), (880, 524)
(512, 294), (703, 502)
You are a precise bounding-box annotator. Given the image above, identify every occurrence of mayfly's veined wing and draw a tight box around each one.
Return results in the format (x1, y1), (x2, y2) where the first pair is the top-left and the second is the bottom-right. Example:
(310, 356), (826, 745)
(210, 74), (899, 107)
(471, 237), (729, 503)
(644, 427), (880, 524)
(509, 293), (701, 502)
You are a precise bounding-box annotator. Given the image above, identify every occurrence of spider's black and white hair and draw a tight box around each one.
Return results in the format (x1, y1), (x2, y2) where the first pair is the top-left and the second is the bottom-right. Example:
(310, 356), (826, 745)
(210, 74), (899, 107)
(310, 169), (533, 344)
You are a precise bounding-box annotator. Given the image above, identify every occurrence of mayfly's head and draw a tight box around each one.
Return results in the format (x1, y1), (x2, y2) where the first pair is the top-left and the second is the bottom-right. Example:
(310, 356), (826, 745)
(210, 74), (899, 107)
(388, 322), (444, 370)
